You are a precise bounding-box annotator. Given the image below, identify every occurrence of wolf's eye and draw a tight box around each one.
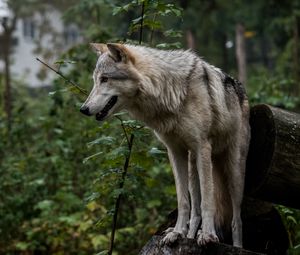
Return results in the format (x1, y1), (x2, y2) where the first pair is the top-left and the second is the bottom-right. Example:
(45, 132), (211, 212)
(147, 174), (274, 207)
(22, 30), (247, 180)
(101, 77), (108, 83)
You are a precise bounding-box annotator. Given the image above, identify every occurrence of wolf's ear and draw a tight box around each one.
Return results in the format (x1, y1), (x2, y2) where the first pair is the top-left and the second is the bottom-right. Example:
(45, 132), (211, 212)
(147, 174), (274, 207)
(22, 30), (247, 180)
(90, 43), (108, 55)
(107, 43), (135, 64)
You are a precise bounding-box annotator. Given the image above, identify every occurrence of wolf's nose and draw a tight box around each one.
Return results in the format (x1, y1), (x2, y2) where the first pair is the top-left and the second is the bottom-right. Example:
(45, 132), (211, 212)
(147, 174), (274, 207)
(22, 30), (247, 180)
(80, 106), (92, 116)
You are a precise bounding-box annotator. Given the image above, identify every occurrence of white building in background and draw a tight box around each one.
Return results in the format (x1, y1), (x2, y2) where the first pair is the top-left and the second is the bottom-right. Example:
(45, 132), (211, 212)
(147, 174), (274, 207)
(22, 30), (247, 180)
(0, 1), (81, 87)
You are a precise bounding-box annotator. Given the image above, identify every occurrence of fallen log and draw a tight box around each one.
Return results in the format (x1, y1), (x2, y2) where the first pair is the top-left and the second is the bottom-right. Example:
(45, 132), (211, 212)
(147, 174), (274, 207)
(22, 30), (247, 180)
(139, 235), (264, 255)
(152, 198), (289, 254)
(245, 104), (300, 209)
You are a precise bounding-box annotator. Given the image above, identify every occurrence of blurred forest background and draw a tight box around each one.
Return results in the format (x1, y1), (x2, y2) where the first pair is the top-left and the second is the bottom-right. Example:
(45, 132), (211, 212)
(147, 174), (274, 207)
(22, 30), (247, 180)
(0, 0), (300, 254)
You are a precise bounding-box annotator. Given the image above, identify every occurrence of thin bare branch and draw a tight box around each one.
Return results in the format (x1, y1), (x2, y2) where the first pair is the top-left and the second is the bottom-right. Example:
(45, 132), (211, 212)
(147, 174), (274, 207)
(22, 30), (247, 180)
(108, 133), (135, 255)
(36, 58), (88, 96)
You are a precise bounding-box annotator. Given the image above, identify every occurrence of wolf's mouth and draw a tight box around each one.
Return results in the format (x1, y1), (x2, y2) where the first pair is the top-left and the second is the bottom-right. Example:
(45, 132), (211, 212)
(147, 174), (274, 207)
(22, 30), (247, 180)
(96, 96), (118, 121)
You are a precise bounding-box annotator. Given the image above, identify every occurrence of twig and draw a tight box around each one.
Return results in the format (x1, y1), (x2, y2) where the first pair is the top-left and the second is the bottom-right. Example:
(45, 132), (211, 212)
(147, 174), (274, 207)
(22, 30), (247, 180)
(36, 58), (88, 96)
(115, 116), (130, 145)
(108, 131), (135, 255)
(139, 1), (145, 45)
(108, 2), (145, 253)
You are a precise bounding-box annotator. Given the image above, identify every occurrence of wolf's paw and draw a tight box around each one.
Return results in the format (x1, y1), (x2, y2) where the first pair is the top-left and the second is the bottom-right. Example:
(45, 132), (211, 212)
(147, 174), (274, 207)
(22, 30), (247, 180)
(197, 230), (219, 246)
(187, 216), (201, 239)
(162, 227), (174, 235)
(160, 231), (184, 246)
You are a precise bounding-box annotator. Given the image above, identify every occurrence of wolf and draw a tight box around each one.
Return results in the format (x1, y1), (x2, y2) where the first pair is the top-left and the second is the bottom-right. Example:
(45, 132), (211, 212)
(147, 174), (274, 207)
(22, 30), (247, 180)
(80, 43), (250, 247)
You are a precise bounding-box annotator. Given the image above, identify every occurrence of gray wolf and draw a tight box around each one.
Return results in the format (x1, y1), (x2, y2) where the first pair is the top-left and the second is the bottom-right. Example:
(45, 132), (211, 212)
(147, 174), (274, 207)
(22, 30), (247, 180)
(80, 43), (250, 247)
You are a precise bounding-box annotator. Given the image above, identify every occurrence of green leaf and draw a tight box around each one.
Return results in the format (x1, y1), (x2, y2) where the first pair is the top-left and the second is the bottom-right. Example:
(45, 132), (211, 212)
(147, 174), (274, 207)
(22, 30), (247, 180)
(148, 147), (166, 156)
(113, 111), (128, 117)
(287, 215), (297, 225)
(15, 242), (29, 251)
(294, 243), (300, 249)
(48, 88), (68, 96)
(34, 200), (54, 211)
(83, 151), (104, 164)
(108, 146), (130, 159)
(29, 178), (45, 186)
(95, 250), (109, 255)
(147, 199), (161, 208)
(156, 42), (182, 49)
(58, 215), (79, 225)
(86, 201), (100, 211)
(91, 235), (109, 249)
(122, 119), (142, 128)
(112, 6), (122, 15)
(87, 136), (116, 147)
(164, 29), (182, 38)
(171, 8), (182, 17)
(112, 188), (126, 198)
(54, 59), (76, 65)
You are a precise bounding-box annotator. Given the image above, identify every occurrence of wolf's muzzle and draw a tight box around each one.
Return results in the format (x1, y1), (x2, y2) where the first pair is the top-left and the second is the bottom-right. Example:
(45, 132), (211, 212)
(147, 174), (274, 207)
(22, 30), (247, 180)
(80, 105), (92, 116)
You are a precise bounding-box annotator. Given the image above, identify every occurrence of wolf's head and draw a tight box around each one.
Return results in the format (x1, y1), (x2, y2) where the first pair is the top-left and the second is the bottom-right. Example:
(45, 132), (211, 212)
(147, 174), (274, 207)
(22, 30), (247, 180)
(80, 43), (139, 121)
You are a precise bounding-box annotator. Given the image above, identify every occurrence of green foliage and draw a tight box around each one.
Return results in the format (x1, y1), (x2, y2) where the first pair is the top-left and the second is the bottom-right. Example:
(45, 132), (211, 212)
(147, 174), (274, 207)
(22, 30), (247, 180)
(0, 79), (174, 254)
(277, 205), (300, 254)
(0, 1), (179, 251)
(248, 70), (299, 109)
(111, 0), (183, 46)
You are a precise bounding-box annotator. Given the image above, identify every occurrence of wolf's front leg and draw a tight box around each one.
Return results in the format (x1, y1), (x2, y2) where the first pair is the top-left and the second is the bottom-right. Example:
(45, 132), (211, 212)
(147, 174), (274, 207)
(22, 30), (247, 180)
(187, 151), (201, 239)
(196, 142), (219, 245)
(161, 146), (189, 245)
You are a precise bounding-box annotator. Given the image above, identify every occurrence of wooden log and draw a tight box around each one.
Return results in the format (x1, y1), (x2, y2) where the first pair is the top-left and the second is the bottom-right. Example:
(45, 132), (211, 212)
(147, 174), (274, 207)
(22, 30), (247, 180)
(245, 104), (300, 209)
(139, 235), (264, 255)
(152, 198), (289, 254)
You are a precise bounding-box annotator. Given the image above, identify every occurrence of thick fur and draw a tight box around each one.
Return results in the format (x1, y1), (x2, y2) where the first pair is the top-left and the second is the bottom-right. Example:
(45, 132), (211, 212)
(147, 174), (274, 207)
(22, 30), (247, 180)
(81, 43), (250, 247)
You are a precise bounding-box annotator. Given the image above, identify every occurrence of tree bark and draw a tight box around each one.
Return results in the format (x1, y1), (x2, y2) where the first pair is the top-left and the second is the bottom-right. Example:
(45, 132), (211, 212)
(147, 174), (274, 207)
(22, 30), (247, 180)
(222, 33), (228, 72)
(235, 23), (247, 85)
(1, 16), (17, 132)
(3, 30), (12, 131)
(186, 29), (196, 50)
(293, 15), (299, 95)
(245, 104), (300, 209)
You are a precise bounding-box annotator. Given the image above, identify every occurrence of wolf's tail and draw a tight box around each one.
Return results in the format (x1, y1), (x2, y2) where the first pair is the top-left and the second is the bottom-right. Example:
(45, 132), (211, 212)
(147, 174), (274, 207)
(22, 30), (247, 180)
(213, 161), (233, 242)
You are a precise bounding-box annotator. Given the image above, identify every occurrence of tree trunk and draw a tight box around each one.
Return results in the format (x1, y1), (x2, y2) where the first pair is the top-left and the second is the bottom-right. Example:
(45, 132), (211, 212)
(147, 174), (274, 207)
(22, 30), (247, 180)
(235, 23), (247, 85)
(293, 15), (299, 95)
(3, 29), (12, 132)
(245, 104), (300, 209)
(222, 33), (228, 72)
(1, 16), (16, 133)
(260, 35), (271, 70)
(186, 29), (196, 50)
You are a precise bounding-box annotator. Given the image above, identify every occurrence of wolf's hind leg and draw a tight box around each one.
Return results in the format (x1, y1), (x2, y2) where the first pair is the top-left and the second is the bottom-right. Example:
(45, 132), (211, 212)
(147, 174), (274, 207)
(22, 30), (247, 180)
(161, 146), (189, 245)
(187, 151), (201, 239)
(196, 141), (219, 245)
(226, 137), (248, 248)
